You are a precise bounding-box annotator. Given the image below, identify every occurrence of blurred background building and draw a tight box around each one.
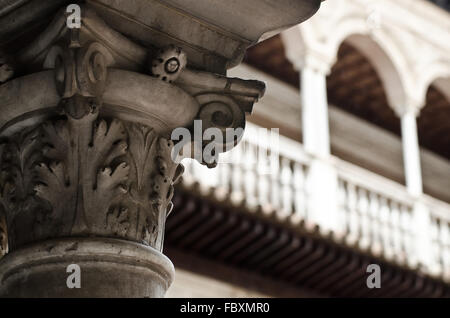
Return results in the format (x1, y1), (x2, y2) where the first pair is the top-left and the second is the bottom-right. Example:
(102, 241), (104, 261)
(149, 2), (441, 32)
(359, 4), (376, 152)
(166, 0), (450, 297)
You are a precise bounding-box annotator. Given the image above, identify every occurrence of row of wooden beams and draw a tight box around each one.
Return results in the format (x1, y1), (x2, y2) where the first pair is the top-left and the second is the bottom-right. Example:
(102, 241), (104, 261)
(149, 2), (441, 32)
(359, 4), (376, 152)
(165, 188), (450, 297)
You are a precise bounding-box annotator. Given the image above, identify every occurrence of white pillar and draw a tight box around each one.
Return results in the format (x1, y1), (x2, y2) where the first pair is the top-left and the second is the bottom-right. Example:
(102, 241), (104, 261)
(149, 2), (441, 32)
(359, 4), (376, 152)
(398, 106), (435, 271)
(412, 201), (434, 271)
(301, 67), (330, 156)
(400, 109), (423, 196)
(300, 63), (341, 235)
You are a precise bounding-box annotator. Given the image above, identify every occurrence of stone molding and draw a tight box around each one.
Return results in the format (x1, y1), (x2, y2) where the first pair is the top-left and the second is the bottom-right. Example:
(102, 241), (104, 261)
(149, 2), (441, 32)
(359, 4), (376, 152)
(0, 237), (175, 297)
(1, 5), (265, 143)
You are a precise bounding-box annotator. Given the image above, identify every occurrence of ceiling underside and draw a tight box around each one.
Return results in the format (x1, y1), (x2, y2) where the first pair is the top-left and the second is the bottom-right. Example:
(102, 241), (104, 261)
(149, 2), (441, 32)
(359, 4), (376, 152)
(166, 186), (450, 297)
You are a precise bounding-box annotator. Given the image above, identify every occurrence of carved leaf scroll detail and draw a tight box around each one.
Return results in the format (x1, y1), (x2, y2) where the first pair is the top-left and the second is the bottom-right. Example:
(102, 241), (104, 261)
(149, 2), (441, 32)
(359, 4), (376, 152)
(124, 124), (184, 250)
(35, 107), (129, 237)
(0, 129), (43, 248)
(0, 113), (183, 251)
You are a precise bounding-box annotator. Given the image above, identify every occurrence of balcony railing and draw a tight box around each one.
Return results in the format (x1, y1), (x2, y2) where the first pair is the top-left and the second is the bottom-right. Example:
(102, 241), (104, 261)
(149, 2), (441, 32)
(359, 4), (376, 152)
(182, 123), (450, 282)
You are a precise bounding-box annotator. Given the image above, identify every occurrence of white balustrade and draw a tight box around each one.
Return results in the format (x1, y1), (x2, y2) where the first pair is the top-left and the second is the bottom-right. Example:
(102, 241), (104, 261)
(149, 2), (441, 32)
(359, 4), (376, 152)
(181, 122), (450, 281)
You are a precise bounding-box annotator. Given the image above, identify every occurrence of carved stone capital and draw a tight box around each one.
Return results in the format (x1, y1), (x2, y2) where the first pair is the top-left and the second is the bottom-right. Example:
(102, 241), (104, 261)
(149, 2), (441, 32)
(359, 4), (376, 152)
(0, 1), (270, 297)
(1, 5), (265, 161)
(0, 108), (185, 251)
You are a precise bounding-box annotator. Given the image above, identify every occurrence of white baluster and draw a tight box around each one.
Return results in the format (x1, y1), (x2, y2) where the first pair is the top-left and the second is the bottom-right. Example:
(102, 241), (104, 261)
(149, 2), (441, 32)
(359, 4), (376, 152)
(430, 217), (442, 275)
(218, 155), (231, 192)
(336, 179), (347, 234)
(346, 183), (359, 244)
(437, 220), (447, 277)
(206, 161), (220, 188)
(380, 198), (392, 259)
(390, 202), (403, 262)
(369, 192), (381, 254)
(269, 150), (280, 211)
(441, 221), (450, 280)
(400, 205), (415, 266)
(279, 157), (293, 219)
(244, 142), (258, 209)
(357, 188), (370, 249)
(230, 145), (244, 204)
(291, 162), (306, 224)
(257, 144), (270, 211)
(192, 159), (207, 183)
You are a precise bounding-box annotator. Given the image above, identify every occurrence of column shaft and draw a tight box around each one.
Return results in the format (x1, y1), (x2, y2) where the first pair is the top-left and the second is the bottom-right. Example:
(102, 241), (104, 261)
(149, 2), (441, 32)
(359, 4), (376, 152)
(300, 67), (341, 234)
(401, 110), (423, 196)
(301, 67), (330, 157)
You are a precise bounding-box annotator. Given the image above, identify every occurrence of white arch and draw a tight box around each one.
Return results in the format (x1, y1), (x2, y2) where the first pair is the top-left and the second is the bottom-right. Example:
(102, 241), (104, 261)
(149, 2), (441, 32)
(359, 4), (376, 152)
(344, 31), (409, 113)
(417, 60), (450, 106)
(284, 15), (412, 113)
(282, 0), (450, 114)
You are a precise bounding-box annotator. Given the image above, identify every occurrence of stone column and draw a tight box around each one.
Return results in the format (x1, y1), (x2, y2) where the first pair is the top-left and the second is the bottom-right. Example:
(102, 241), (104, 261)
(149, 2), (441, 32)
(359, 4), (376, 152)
(0, 38), (187, 298)
(400, 108), (423, 196)
(0, 0), (321, 298)
(282, 50), (340, 235)
(397, 104), (435, 270)
(0, 5), (266, 297)
(300, 60), (341, 235)
(301, 63), (331, 157)
(281, 28), (342, 234)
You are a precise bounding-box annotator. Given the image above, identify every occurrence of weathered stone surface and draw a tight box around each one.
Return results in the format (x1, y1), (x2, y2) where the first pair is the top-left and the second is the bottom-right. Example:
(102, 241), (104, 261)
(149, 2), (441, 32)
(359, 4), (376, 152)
(88, 0), (321, 73)
(0, 110), (184, 251)
(0, 5), (264, 297)
(0, 0), (319, 297)
(0, 238), (174, 298)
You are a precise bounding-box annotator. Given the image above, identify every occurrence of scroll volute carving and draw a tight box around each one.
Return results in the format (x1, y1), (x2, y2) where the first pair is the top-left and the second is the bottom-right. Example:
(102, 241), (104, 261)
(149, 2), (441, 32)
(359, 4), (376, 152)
(44, 39), (114, 115)
(174, 69), (266, 167)
(35, 109), (130, 237)
(0, 129), (42, 249)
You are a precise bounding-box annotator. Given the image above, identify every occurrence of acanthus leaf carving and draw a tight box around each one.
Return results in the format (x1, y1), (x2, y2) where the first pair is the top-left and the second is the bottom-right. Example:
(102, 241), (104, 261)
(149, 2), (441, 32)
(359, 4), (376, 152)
(0, 109), (183, 251)
(123, 123), (183, 250)
(83, 118), (129, 234)
(106, 206), (130, 238)
(0, 128), (44, 247)
(35, 120), (76, 237)
(174, 68), (265, 168)
(35, 105), (130, 236)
